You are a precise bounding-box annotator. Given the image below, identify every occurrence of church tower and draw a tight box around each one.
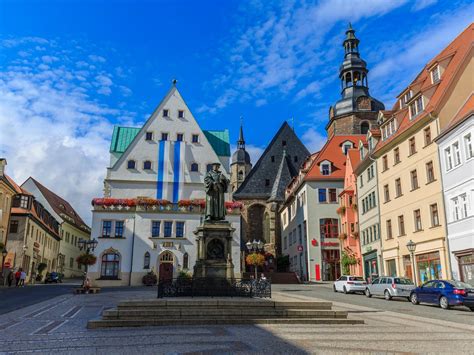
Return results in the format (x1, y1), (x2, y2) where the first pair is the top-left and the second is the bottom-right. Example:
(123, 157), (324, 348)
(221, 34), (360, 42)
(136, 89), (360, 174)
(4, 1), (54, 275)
(327, 24), (385, 137)
(230, 123), (252, 194)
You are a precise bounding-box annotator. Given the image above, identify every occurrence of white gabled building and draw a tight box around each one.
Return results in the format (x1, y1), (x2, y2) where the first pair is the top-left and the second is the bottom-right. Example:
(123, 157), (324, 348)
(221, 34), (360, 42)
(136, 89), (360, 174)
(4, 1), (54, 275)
(88, 84), (241, 286)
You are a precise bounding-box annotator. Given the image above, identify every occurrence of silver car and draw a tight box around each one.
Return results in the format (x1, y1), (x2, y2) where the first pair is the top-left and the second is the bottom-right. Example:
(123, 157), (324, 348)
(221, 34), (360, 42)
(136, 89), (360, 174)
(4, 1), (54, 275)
(365, 276), (415, 300)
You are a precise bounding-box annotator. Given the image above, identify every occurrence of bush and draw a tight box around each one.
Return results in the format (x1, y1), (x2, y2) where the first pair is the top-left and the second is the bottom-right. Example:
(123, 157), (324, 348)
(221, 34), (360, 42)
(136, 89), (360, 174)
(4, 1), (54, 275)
(142, 271), (158, 286)
(177, 271), (192, 281)
(76, 253), (97, 266)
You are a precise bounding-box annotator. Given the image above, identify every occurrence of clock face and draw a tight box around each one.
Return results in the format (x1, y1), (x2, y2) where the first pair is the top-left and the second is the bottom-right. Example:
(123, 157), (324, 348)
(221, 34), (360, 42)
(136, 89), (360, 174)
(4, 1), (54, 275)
(357, 96), (371, 110)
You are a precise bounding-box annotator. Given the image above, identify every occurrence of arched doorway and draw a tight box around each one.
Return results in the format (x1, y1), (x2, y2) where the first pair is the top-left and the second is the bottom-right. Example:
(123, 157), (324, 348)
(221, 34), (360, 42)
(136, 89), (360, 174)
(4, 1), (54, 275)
(361, 121), (370, 134)
(159, 251), (174, 282)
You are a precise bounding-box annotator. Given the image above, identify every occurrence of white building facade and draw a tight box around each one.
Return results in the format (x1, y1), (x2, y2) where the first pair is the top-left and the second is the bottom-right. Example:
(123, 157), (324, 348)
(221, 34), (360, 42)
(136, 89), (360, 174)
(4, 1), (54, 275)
(436, 110), (474, 285)
(89, 85), (241, 286)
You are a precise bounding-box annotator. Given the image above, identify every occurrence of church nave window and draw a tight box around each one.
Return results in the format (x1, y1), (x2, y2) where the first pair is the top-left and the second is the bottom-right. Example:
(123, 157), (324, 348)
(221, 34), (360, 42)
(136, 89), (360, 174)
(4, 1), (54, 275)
(183, 253), (189, 269)
(191, 163), (199, 172)
(163, 109), (169, 117)
(143, 252), (150, 269)
(127, 160), (136, 169)
(143, 160), (152, 170)
(145, 132), (153, 141)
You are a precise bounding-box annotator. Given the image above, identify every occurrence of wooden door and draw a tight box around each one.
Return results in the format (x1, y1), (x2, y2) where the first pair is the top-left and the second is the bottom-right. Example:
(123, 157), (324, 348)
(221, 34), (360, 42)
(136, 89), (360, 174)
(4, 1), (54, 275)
(159, 263), (173, 282)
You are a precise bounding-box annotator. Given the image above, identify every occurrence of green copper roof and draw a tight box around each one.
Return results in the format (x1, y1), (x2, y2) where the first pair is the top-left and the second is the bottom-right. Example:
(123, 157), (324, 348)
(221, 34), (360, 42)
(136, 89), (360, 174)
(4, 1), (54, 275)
(110, 126), (140, 154)
(204, 129), (231, 157)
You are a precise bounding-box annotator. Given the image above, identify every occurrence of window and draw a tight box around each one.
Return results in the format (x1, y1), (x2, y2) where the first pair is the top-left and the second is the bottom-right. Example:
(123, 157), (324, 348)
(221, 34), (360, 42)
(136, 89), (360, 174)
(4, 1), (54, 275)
(320, 219), (339, 238)
(359, 176), (363, 188)
(101, 253), (120, 279)
(70, 257), (74, 268)
(394, 148), (400, 164)
(445, 147), (453, 170)
(398, 215), (405, 236)
(143, 160), (152, 170)
(178, 110), (184, 118)
(410, 170), (419, 190)
(367, 165), (375, 180)
(460, 194), (468, 219)
(321, 163), (330, 176)
(382, 155), (388, 171)
(453, 142), (461, 166)
(282, 140), (287, 146)
(410, 96), (423, 118)
(426, 161), (435, 183)
(329, 189), (337, 203)
(414, 209), (422, 231)
(409, 137), (416, 155)
(294, 156), (298, 163)
(452, 197), (460, 221)
(176, 133), (184, 142)
(191, 163), (199, 172)
(343, 143), (352, 155)
(20, 195), (29, 208)
(176, 222), (185, 237)
(265, 179), (270, 186)
(464, 133), (473, 159)
(145, 132), (153, 141)
(318, 189), (327, 203)
(383, 184), (390, 202)
(9, 220), (18, 233)
(431, 66), (440, 84)
(395, 178), (402, 197)
(183, 253), (189, 269)
(161, 133), (168, 141)
(164, 221), (173, 238)
(298, 225), (302, 244)
(192, 134), (199, 143)
(115, 221), (124, 238)
(386, 219), (392, 239)
(283, 236), (287, 249)
(102, 221), (112, 238)
(430, 204), (440, 227)
(424, 127), (432, 146)
(271, 156), (275, 162)
(152, 221), (160, 238)
(127, 160), (136, 169)
(144, 252), (150, 269)
(402, 90), (412, 106)
(163, 109), (169, 117)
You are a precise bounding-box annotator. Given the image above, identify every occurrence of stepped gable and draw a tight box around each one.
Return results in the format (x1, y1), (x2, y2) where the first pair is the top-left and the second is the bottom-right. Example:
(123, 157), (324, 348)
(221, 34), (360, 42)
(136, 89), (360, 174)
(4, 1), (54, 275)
(304, 135), (366, 181)
(375, 23), (473, 153)
(233, 122), (309, 201)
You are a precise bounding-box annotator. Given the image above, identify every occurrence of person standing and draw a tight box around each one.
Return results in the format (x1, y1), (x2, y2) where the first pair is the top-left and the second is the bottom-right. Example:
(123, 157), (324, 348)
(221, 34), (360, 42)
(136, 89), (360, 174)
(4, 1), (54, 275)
(19, 269), (27, 287)
(14, 269), (21, 287)
(7, 270), (14, 287)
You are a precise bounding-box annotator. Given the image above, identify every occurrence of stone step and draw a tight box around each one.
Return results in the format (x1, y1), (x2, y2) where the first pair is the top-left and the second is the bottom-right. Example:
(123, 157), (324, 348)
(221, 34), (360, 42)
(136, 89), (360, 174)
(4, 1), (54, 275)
(102, 309), (348, 320)
(88, 317), (364, 329)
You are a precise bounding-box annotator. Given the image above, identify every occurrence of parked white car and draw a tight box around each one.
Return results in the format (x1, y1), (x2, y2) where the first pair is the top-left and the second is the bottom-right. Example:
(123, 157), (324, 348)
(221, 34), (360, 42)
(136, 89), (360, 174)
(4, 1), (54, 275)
(333, 276), (367, 294)
(365, 276), (415, 300)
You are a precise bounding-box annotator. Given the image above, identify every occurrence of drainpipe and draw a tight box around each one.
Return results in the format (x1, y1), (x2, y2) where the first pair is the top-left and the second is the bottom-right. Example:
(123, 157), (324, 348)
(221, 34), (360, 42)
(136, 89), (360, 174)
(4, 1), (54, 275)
(128, 214), (136, 287)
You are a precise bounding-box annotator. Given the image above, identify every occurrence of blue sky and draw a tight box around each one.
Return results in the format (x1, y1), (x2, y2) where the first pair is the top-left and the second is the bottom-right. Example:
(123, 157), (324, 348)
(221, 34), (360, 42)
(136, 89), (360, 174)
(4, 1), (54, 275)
(0, 0), (472, 222)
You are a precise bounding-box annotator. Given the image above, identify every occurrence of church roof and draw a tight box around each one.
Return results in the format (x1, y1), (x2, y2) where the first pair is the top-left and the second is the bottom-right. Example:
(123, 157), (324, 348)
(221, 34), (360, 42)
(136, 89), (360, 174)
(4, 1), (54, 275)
(233, 122), (309, 201)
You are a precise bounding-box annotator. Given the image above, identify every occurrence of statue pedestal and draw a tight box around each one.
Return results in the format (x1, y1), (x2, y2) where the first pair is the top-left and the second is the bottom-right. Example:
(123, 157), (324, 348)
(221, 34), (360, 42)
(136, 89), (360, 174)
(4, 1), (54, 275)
(193, 221), (235, 280)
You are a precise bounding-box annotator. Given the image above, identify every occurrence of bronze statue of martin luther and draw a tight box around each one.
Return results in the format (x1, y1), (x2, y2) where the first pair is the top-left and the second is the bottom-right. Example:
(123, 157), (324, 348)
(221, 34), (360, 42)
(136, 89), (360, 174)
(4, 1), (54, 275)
(204, 163), (229, 222)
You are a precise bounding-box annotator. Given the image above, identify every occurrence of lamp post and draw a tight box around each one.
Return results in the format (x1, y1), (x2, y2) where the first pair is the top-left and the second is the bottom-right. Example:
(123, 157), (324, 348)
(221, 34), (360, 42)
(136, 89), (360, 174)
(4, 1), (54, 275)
(1, 248), (7, 285)
(246, 239), (264, 279)
(78, 238), (98, 285)
(406, 239), (417, 286)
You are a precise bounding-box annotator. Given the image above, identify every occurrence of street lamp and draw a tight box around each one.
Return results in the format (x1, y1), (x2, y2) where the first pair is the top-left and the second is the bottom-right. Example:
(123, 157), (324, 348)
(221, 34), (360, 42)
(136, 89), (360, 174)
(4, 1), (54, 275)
(1, 248), (8, 286)
(246, 239), (264, 279)
(78, 238), (98, 285)
(406, 240), (417, 286)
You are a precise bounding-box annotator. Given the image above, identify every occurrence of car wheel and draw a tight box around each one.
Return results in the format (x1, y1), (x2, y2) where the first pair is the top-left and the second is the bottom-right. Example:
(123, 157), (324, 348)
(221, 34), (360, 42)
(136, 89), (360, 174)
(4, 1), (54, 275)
(384, 290), (392, 300)
(365, 288), (372, 298)
(343, 286), (348, 294)
(410, 293), (419, 305)
(439, 296), (449, 310)
(333, 285), (337, 293)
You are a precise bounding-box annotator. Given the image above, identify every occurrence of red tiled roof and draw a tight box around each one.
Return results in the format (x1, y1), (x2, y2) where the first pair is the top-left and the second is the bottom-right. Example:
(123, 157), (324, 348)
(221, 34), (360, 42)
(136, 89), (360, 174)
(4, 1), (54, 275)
(3, 174), (27, 195)
(26, 177), (90, 232)
(305, 135), (366, 180)
(11, 203), (60, 240)
(347, 149), (361, 170)
(375, 23), (473, 153)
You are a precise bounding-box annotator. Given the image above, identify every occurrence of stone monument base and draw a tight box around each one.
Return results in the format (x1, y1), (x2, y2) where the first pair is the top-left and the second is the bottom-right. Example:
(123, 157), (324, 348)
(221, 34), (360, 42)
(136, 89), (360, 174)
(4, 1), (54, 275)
(193, 221), (235, 280)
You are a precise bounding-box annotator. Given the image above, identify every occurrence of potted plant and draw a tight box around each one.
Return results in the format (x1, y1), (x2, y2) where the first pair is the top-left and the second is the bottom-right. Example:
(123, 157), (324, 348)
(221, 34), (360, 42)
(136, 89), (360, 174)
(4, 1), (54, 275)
(76, 253), (97, 266)
(142, 271), (158, 286)
(341, 251), (358, 275)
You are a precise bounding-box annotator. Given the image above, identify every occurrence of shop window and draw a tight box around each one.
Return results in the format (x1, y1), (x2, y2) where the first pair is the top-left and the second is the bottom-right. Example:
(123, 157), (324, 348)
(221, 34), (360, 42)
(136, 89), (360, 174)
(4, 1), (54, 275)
(416, 252), (441, 283)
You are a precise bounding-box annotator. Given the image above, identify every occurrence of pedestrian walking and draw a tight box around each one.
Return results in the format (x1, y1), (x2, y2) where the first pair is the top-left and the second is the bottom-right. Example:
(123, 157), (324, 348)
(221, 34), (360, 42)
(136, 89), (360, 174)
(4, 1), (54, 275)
(7, 270), (14, 287)
(19, 269), (27, 287)
(14, 269), (21, 287)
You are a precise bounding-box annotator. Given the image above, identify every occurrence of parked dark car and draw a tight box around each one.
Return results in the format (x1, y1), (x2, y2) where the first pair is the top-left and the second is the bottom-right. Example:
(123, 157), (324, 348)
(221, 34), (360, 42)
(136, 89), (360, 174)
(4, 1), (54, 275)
(44, 272), (63, 284)
(410, 280), (474, 311)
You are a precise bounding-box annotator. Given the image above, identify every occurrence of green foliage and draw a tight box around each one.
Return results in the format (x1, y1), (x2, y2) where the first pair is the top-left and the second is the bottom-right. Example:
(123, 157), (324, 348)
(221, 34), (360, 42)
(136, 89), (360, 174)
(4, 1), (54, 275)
(142, 271), (158, 286)
(277, 255), (290, 272)
(76, 253), (97, 266)
(341, 251), (358, 275)
(177, 271), (192, 281)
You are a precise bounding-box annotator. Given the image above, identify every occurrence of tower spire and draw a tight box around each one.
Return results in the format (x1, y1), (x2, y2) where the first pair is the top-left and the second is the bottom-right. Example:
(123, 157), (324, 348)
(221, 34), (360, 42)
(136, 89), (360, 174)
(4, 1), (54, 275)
(237, 116), (245, 149)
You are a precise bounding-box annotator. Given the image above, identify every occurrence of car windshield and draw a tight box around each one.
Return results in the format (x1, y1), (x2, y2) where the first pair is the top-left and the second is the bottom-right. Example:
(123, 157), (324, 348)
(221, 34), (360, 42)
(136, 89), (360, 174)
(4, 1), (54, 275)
(349, 277), (365, 281)
(394, 278), (413, 285)
(446, 280), (473, 289)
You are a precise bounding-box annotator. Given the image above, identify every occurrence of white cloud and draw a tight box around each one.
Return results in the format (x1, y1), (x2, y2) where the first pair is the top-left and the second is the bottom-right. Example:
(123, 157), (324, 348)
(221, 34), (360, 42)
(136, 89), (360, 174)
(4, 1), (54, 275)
(119, 85), (133, 97)
(411, 0), (437, 11)
(88, 54), (106, 63)
(95, 74), (113, 95)
(301, 128), (327, 153)
(41, 55), (59, 63)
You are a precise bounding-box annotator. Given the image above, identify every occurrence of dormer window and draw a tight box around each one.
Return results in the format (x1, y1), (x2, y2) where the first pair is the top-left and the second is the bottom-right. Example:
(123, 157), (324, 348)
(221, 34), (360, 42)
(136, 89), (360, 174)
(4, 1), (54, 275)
(342, 141), (353, 155)
(409, 96), (424, 119)
(359, 145), (365, 160)
(402, 90), (413, 106)
(20, 195), (29, 209)
(431, 66), (440, 84)
(127, 160), (136, 169)
(145, 132), (153, 141)
(320, 161), (331, 176)
(163, 109), (169, 117)
(382, 119), (398, 141)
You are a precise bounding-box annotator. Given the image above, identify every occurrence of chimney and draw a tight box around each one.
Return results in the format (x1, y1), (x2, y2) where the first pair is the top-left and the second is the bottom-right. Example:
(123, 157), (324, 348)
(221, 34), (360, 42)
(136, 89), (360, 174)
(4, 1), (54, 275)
(0, 158), (6, 177)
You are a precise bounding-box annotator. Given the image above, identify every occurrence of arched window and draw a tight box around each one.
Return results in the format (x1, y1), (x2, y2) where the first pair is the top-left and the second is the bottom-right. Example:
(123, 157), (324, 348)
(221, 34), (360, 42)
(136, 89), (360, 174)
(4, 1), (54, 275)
(345, 72), (352, 87)
(183, 252), (189, 269)
(191, 163), (199, 172)
(353, 71), (361, 85)
(101, 253), (120, 279)
(143, 160), (152, 170)
(361, 121), (370, 135)
(160, 251), (174, 263)
(144, 252), (150, 269)
(127, 160), (136, 169)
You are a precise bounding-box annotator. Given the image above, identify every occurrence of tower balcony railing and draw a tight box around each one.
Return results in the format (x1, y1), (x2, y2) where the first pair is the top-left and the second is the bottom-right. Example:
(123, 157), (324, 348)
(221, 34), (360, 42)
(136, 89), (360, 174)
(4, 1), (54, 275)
(91, 198), (243, 215)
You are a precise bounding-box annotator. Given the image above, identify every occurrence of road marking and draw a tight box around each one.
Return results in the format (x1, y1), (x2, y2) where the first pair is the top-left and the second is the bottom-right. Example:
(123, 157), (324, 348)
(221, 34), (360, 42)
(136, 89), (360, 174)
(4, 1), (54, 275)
(22, 297), (68, 318)
(0, 320), (20, 330)
(62, 306), (81, 318)
(32, 320), (67, 335)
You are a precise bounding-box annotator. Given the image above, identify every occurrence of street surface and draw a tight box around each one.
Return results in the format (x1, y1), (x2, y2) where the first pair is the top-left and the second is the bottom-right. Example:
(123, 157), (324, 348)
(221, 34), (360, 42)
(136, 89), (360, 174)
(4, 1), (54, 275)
(0, 284), (472, 353)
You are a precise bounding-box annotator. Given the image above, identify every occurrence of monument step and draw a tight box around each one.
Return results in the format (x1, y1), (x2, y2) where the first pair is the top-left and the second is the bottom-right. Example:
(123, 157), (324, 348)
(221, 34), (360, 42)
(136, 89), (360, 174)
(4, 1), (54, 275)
(88, 317), (364, 329)
(102, 309), (348, 320)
